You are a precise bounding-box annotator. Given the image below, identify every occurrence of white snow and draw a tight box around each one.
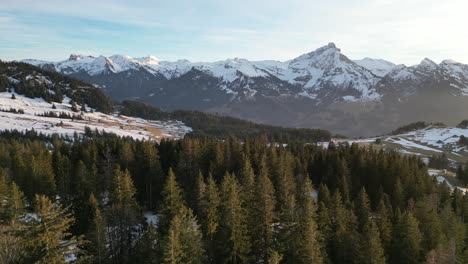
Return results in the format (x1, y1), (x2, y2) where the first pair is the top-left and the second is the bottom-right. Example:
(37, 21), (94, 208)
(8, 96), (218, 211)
(354, 58), (396, 77)
(144, 211), (159, 225)
(21, 43), (383, 101)
(387, 137), (443, 153)
(0, 92), (191, 141)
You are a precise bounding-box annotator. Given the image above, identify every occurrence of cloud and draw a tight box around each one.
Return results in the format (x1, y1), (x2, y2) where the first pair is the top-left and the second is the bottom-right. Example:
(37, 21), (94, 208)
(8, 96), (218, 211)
(1, 0), (468, 64)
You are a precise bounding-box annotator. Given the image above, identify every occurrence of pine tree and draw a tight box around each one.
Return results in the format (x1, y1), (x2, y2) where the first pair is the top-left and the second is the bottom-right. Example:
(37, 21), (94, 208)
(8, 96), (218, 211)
(20, 195), (86, 264)
(392, 177), (404, 210)
(329, 189), (359, 263)
(356, 220), (385, 264)
(163, 206), (205, 264)
(274, 152), (297, 261)
(376, 197), (392, 254)
(219, 172), (250, 263)
(390, 211), (422, 264)
(160, 168), (185, 233)
(163, 217), (183, 264)
(201, 174), (220, 262)
(251, 157), (276, 263)
(0, 171), (6, 221)
(3, 182), (26, 224)
(107, 166), (140, 264)
(196, 171), (206, 218)
(137, 222), (159, 264)
(316, 201), (332, 261)
(87, 193), (107, 264)
(356, 187), (371, 232)
(295, 177), (323, 264)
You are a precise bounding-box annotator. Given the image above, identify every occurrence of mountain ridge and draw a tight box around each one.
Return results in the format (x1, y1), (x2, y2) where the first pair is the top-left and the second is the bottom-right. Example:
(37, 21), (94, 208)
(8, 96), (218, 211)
(17, 43), (468, 137)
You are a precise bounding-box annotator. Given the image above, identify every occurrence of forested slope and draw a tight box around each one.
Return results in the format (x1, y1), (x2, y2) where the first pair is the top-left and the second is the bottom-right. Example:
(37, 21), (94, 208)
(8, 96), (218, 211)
(0, 132), (467, 263)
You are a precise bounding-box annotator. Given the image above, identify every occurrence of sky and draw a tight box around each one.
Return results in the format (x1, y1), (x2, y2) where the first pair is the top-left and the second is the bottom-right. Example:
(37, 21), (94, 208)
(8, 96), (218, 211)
(1, 0), (467, 65)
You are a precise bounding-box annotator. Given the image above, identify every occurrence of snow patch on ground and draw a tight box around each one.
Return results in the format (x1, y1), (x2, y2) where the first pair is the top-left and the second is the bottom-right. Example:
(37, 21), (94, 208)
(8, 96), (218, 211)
(0, 92), (191, 141)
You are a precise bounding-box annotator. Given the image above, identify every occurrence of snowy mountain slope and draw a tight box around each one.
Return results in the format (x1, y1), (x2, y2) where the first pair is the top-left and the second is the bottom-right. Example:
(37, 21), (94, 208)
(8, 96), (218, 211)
(376, 57), (468, 97)
(18, 43), (468, 138)
(21, 43), (385, 102)
(0, 91), (191, 140)
(21, 43), (468, 103)
(335, 125), (468, 163)
(354, 58), (396, 77)
(0, 61), (191, 140)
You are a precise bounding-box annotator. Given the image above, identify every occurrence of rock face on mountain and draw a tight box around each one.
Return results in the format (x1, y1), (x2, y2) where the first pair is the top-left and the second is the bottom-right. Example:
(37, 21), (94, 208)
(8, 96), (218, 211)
(21, 43), (468, 137)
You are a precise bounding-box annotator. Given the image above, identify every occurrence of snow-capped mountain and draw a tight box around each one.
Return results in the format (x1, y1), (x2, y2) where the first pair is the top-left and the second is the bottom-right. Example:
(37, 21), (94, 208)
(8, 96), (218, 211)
(23, 43), (385, 102)
(19, 43), (468, 137)
(354, 58), (396, 77)
(376, 57), (468, 97)
(0, 61), (191, 140)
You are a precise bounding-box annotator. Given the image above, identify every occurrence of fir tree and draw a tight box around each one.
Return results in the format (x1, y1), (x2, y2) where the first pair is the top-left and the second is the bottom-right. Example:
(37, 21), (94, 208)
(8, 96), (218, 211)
(163, 207), (205, 264)
(390, 211), (422, 264)
(201, 174), (220, 263)
(20, 195), (86, 264)
(251, 157), (276, 263)
(137, 222), (159, 264)
(356, 220), (385, 264)
(355, 187), (371, 232)
(295, 177), (323, 264)
(3, 182), (26, 224)
(376, 197), (393, 254)
(160, 168), (185, 233)
(86, 193), (107, 264)
(107, 166), (140, 264)
(219, 172), (250, 263)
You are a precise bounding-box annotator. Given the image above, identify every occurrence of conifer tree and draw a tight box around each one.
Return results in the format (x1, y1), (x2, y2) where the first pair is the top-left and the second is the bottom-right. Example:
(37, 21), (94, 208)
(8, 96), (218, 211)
(392, 177), (404, 210)
(196, 171), (206, 218)
(20, 195), (86, 264)
(376, 197), (392, 254)
(329, 190), (359, 263)
(201, 174), (220, 262)
(274, 152), (297, 261)
(160, 168), (185, 233)
(356, 187), (371, 232)
(251, 157), (276, 263)
(356, 220), (385, 264)
(295, 177), (323, 264)
(87, 193), (107, 264)
(107, 166), (140, 263)
(316, 201), (332, 261)
(390, 211), (422, 264)
(137, 222), (159, 264)
(163, 206), (205, 264)
(219, 172), (250, 263)
(4, 182), (26, 224)
(163, 217), (183, 264)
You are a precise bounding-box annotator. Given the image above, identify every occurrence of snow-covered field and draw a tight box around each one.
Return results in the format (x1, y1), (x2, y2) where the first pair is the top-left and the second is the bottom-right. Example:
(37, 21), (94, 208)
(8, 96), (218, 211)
(0, 91), (192, 141)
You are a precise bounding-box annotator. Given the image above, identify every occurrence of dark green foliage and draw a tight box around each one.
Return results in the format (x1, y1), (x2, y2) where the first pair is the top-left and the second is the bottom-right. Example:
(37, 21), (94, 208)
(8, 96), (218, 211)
(457, 119), (468, 129)
(392, 121), (429, 135)
(0, 61), (113, 113)
(0, 108), (24, 114)
(390, 212), (422, 264)
(120, 100), (332, 143)
(428, 153), (449, 169)
(37, 111), (84, 120)
(459, 135), (468, 146)
(19, 195), (87, 264)
(0, 131), (465, 263)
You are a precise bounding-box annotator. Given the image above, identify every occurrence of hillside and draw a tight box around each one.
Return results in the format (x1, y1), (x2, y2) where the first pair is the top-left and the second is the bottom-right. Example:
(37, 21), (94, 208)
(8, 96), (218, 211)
(0, 61), (330, 142)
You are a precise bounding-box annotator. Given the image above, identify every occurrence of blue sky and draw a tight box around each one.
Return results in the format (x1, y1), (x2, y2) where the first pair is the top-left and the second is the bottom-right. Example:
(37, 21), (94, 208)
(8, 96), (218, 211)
(1, 0), (467, 65)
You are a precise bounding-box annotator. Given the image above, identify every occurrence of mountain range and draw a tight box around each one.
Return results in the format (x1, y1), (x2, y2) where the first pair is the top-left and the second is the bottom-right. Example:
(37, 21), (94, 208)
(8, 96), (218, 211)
(21, 43), (468, 137)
